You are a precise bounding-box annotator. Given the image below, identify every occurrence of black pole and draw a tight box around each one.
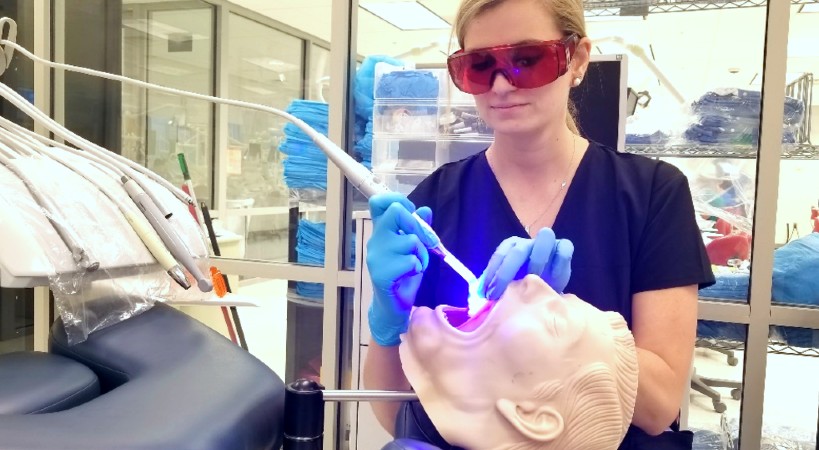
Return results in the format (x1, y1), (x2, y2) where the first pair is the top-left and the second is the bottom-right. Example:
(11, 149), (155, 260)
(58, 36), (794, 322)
(284, 379), (325, 450)
(201, 202), (249, 351)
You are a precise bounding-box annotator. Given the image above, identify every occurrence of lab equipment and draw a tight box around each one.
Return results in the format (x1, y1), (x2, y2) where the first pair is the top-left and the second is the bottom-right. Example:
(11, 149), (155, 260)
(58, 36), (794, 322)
(2, 36), (475, 292)
(0, 150), (96, 272)
(0, 116), (192, 292)
(0, 81), (212, 293)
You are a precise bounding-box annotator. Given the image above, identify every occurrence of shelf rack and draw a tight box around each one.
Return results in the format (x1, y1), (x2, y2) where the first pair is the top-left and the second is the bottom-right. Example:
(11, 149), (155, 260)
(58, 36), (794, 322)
(697, 335), (819, 358)
(584, 0), (818, 17)
(626, 143), (819, 159)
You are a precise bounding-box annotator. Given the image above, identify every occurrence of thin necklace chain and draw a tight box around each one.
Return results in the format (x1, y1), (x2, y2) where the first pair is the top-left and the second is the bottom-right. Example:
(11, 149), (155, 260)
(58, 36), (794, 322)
(524, 136), (577, 235)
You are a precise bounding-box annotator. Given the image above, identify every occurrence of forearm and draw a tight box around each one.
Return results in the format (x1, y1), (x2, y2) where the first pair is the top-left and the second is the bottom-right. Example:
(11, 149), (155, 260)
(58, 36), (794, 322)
(631, 347), (689, 435)
(362, 342), (412, 436)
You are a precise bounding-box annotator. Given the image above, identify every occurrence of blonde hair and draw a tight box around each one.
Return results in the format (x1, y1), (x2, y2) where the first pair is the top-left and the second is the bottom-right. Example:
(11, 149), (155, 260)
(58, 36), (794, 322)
(452, 0), (587, 134)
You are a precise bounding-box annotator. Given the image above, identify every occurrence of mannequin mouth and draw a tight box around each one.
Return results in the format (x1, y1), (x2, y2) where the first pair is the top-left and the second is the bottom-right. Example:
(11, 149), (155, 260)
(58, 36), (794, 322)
(441, 300), (498, 332)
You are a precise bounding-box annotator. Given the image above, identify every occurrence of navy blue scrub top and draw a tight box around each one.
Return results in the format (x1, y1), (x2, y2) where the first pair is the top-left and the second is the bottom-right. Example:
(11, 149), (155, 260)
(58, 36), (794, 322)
(408, 141), (715, 329)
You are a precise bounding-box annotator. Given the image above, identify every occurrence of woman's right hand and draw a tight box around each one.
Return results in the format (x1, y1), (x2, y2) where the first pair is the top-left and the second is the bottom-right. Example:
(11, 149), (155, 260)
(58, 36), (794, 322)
(366, 193), (433, 347)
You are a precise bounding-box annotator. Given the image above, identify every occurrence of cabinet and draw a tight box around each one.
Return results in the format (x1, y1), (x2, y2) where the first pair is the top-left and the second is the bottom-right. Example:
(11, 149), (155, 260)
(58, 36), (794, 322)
(371, 64), (493, 195)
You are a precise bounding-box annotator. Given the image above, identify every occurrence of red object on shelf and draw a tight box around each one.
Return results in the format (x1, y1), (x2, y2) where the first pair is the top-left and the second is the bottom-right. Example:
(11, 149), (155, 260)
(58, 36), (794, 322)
(706, 233), (751, 266)
(180, 184), (198, 223)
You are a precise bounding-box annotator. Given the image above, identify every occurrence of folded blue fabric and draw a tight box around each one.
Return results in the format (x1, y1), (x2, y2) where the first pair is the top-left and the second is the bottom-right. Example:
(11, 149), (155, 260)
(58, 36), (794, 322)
(278, 100), (331, 190)
(697, 320), (747, 341)
(699, 271), (750, 301)
(295, 220), (326, 299)
(684, 120), (796, 144)
(692, 89), (804, 125)
(294, 219), (357, 300)
(625, 130), (669, 145)
(772, 232), (819, 305)
(376, 70), (440, 100)
(354, 55), (405, 120)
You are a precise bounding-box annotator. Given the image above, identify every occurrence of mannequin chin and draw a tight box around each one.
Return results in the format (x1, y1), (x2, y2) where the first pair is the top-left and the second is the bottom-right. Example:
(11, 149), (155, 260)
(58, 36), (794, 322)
(399, 275), (639, 450)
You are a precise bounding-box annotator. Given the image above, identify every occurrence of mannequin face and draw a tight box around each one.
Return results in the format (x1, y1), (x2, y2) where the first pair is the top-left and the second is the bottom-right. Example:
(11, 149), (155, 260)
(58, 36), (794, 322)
(400, 275), (638, 450)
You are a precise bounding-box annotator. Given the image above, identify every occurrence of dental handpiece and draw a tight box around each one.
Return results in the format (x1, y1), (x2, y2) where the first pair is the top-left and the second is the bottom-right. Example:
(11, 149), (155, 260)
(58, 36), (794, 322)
(33, 146), (191, 290)
(122, 176), (212, 292)
(0, 152), (98, 271)
(309, 132), (478, 288)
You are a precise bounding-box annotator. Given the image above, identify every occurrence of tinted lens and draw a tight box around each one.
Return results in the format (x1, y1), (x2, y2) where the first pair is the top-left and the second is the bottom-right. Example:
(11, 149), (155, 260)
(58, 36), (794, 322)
(505, 43), (560, 89)
(447, 39), (570, 94)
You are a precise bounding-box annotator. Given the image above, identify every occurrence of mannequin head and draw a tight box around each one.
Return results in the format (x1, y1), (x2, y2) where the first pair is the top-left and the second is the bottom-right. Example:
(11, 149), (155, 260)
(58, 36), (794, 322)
(399, 275), (638, 450)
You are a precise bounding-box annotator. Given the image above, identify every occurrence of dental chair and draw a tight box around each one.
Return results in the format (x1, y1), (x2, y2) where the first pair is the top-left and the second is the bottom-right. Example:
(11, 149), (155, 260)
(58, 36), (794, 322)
(0, 300), (286, 450)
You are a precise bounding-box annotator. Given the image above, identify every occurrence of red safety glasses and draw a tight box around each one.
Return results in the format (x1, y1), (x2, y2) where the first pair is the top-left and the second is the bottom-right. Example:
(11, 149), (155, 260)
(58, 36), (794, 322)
(447, 34), (579, 95)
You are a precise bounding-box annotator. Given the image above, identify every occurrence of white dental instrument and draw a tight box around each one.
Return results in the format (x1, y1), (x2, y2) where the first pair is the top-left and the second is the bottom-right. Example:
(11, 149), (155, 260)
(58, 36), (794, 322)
(0, 82), (212, 292)
(0, 113), (192, 290)
(0, 36), (478, 292)
(0, 149), (97, 271)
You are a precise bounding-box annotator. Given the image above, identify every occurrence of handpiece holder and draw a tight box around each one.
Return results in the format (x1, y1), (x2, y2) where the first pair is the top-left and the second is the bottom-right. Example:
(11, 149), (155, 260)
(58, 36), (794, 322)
(283, 378), (417, 450)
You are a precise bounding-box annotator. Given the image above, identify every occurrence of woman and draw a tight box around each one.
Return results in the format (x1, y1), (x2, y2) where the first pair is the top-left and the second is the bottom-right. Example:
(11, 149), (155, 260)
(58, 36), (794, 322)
(363, 0), (715, 448)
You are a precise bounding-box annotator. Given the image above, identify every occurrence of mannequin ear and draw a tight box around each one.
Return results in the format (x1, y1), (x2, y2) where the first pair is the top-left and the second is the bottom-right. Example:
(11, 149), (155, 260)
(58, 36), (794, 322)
(496, 398), (564, 442)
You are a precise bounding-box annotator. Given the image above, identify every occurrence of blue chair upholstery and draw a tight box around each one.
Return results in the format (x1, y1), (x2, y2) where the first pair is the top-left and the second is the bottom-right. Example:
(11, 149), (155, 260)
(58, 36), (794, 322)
(0, 351), (100, 414)
(0, 301), (285, 450)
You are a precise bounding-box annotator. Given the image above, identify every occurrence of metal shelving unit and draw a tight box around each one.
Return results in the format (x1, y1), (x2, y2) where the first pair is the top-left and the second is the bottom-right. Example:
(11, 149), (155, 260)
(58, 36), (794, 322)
(626, 143), (819, 159)
(584, 0), (818, 17)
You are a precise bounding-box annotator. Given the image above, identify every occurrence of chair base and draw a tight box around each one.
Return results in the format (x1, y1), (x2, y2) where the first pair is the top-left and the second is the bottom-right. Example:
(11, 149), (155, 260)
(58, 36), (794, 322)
(691, 368), (742, 413)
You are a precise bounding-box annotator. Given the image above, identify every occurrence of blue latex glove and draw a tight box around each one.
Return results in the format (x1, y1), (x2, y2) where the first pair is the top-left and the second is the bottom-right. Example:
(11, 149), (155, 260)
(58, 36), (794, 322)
(366, 193), (434, 346)
(480, 227), (574, 300)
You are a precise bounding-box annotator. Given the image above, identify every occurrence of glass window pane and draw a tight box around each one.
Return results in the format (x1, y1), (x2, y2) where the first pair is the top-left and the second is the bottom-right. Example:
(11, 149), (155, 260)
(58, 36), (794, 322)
(349, 3), (457, 272)
(121, 2), (215, 206)
(226, 13), (320, 265)
(767, 5), (819, 447)
(0, 288), (34, 354)
(309, 44), (331, 102)
(761, 325), (818, 448)
(689, 320), (746, 445)
(0, 0), (35, 355)
(774, 3), (819, 308)
(591, 8), (769, 307)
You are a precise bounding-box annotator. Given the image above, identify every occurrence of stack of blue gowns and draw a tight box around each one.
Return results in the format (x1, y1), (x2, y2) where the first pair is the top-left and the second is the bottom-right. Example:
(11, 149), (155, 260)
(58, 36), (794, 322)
(625, 130), (669, 145)
(294, 219), (357, 300)
(375, 69), (440, 100)
(353, 55), (405, 170)
(684, 89), (803, 145)
(279, 100), (330, 190)
(295, 219), (326, 299)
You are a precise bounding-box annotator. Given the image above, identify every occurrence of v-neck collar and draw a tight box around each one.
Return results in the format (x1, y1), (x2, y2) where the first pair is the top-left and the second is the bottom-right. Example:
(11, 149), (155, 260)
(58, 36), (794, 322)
(477, 144), (592, 236)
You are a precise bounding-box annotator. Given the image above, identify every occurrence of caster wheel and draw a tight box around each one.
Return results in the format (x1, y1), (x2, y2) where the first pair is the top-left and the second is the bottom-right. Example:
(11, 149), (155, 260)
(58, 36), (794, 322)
(730, 388), (741, 400)
(713, 401), (727, 413)
(728, 356), (739, 366)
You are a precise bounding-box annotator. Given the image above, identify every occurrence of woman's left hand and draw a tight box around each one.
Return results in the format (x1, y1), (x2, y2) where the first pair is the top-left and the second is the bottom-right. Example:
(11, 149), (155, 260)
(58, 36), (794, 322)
(479, 227), (574, 300)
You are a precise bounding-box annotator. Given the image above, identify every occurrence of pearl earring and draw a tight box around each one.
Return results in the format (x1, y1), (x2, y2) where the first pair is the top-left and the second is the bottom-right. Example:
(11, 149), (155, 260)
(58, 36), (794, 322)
(572, 77), (582, 87)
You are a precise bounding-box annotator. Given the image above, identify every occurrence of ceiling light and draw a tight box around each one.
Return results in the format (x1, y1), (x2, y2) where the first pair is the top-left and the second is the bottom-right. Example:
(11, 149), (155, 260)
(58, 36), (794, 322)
(361, 1), (450, 31)
(123, 19), (206, 40)
(242, 57), (299, 73)
(799, 3), (819, 13)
